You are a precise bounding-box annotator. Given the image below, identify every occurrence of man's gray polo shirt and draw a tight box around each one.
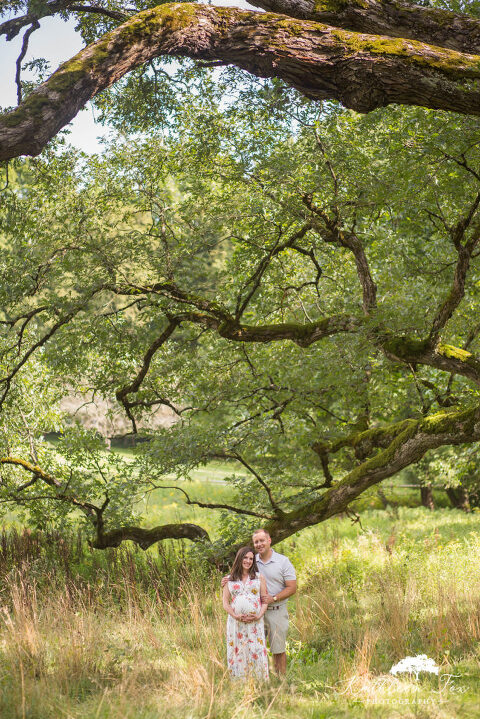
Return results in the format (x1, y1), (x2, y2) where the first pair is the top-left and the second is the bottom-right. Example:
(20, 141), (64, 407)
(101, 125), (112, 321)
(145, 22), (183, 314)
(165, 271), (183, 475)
(256, 550), (296, 603)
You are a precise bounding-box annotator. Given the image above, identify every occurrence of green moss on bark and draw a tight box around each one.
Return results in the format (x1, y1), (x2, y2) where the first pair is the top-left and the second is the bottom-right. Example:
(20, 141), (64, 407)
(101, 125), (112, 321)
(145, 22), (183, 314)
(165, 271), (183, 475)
(438, 344), (472, 361)
(329, 27), (480, 76)
(383, 335), (429, 358)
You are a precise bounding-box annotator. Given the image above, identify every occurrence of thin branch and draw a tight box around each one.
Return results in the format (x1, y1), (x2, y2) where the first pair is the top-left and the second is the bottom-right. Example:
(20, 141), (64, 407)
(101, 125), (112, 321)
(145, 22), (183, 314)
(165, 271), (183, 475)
(235, 222), (313, 320)
(429, 189), (480, 343)
(68, 4), (128, 21)
(150, 485), (275, 520)
(0, 287), (102, 408)
(0, 162), (8, 191)
(224, 451), (284, 516)
(15, 20), (40, 105)
(115, 316), (180, 432)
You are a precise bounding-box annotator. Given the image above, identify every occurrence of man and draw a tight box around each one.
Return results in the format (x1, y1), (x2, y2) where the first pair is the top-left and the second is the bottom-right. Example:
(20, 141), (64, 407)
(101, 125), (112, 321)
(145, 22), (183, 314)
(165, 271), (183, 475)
(222, 528), (297, 674)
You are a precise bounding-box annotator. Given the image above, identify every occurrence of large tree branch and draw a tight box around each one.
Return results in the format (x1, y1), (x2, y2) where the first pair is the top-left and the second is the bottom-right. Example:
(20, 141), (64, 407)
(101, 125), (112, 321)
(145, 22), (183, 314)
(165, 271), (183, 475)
(4, 4), (480, 159)
(110, 280), (480, 384)
(181, 310), (361, 346)
(248, 0), (480, 55)
(108, 279), (362, 345)
(90, 522), (209, 549)
(264, 403), (480, 543)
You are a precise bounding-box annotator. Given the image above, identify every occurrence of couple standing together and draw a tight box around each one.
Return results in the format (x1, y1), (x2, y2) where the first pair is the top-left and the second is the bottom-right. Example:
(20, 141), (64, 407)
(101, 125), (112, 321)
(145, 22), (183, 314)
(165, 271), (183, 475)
(222, 528), (297, 680)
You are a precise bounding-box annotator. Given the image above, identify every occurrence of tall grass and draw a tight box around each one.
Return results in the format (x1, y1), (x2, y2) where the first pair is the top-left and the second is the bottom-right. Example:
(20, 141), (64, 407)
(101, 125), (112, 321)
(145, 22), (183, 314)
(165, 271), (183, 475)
(0, 509), (479, 718)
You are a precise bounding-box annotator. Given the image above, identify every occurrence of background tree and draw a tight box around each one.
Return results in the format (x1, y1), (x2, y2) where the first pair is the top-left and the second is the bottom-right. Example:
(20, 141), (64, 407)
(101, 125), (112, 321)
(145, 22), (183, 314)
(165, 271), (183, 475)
(2, 66), (480, 554)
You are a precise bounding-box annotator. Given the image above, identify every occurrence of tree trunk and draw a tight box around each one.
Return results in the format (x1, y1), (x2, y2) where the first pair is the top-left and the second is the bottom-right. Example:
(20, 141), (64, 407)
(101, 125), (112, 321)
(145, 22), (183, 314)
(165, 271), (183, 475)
(446, 487), (471, 512)
(421, 484), (435, 510)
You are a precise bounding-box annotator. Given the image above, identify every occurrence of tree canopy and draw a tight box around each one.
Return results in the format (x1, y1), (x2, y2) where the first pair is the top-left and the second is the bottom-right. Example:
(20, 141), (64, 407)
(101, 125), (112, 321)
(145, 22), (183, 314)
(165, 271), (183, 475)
(2, 0), (480, 556)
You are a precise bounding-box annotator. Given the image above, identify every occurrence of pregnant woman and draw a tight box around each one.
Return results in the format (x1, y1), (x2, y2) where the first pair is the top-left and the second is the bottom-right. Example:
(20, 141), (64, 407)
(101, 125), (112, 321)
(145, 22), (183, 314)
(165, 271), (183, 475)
(223, 546), (269, 680)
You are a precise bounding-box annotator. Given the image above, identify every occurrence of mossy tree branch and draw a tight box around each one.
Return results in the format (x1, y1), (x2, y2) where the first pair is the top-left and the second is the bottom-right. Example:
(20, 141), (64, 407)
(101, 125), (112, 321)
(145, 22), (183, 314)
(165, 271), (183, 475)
(108, 279), (362, 346)
(107, 279), (480, 401)
(262, 403), (480, 544)
(248, 0), (480, 55)
(4, 4), (480, 159)
(382, 337), (480, 386)
(4, 399), (480, 554)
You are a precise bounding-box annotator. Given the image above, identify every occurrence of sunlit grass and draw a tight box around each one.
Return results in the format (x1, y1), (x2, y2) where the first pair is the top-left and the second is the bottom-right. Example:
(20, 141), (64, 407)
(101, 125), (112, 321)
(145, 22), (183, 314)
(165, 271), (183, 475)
(0, 508), (480, 717)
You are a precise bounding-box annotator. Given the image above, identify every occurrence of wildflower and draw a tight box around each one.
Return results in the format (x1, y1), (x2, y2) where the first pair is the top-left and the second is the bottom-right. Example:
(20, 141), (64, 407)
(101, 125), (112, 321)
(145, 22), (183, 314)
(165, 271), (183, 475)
(390, 655), (439, 680)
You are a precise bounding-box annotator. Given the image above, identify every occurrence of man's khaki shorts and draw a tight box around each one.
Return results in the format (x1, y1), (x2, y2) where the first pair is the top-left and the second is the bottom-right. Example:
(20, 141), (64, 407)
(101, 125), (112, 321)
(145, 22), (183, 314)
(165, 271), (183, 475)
(264, 604), (289, 654)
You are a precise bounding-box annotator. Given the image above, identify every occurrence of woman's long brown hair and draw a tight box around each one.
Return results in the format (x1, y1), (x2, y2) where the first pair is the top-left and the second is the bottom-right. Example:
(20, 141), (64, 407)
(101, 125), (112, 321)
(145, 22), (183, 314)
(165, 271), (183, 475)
(229, 546), (258, 582)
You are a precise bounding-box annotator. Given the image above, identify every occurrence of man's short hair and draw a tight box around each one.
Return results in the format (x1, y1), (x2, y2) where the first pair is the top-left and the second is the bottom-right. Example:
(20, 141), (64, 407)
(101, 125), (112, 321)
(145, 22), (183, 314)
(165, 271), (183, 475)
(252, 528), (271, 537)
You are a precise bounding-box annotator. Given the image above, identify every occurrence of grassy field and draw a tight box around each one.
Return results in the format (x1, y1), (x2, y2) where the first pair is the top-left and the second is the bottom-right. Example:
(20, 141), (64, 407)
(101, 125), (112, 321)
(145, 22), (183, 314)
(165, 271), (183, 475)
(0, 507), (480, 718)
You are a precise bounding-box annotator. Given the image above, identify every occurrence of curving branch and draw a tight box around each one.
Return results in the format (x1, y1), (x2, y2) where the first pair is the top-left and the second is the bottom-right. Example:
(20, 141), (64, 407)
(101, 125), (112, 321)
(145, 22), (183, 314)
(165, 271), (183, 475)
(90, 522), (209, 549)
(428, 191), (480, 345)
(115, 315), (181, 431)
(213, 451), (284, 515)
(303, 193), (377, 313)
(214, 402), (480, 562)
(15, 19), (40, 104)
(4, 4), (480, 159)
(153, 484), (276, 520)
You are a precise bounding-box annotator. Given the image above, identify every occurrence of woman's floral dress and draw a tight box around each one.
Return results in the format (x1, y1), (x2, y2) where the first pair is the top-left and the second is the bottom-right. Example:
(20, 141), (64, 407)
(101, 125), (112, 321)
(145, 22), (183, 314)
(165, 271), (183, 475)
(226, 574), (269, 680)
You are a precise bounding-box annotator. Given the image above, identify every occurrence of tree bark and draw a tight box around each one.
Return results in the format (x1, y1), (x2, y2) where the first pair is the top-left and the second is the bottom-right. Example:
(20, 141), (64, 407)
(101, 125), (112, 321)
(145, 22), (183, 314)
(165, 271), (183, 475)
(249, 0), (480, 54)
(421, 483), (435, 510)
(446, 487), (471, 511)
(3, 3), (480, 160)
(91, 523), (210, 549)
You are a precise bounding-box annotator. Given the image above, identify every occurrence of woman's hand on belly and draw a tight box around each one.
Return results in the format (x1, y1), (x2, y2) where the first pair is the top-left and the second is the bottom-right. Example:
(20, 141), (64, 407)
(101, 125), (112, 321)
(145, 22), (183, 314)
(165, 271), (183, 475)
(240, 612), (260, 623)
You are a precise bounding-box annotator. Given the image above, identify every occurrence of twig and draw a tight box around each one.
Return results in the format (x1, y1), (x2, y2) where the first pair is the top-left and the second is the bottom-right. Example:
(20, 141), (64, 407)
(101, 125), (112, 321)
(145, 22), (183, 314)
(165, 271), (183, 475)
(15, 20), (40, 104)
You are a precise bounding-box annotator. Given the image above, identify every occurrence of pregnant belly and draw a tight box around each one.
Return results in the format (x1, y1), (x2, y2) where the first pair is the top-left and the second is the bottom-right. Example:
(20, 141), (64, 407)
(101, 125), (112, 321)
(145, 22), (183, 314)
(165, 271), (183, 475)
(232, 595), (260, 616)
